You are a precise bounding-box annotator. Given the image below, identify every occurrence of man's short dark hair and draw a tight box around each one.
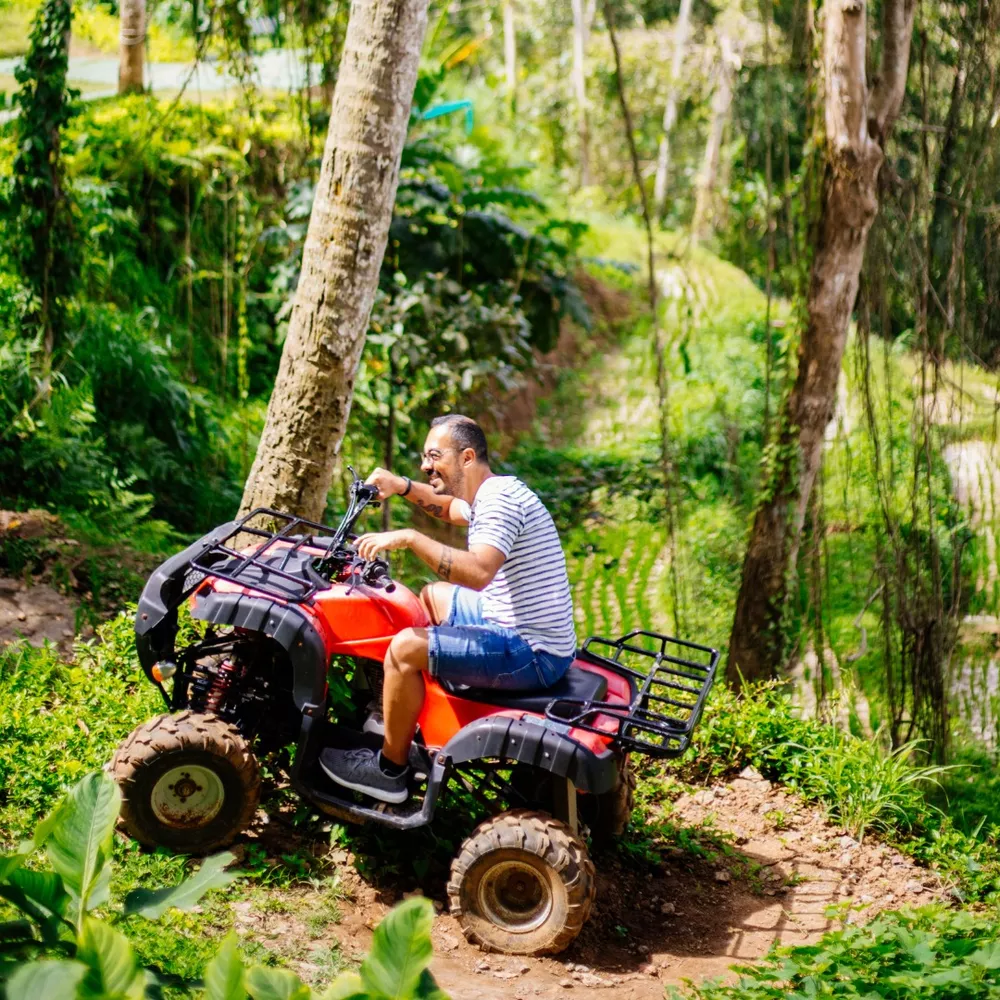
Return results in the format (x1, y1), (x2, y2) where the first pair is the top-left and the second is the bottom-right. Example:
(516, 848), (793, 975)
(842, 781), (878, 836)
(431, 414), (489, 464)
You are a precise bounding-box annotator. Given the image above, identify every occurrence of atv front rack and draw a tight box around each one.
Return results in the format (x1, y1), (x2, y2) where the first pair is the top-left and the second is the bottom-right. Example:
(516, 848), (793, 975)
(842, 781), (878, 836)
(181, 507), (344, 604)
(176, 481), (381, 606)
(549, 630), (719, 759)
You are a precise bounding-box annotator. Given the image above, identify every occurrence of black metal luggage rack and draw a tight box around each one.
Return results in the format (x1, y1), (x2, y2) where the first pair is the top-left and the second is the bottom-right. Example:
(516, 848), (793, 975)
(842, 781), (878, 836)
(547, 629), (719, 759)
(180, 508), (341, 604)
(180, 504), (370, 610)
(172, 474), (381, 606)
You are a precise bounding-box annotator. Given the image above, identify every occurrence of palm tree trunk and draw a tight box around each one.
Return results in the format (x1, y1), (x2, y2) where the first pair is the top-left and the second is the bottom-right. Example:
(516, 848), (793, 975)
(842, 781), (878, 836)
(726, 0), (916, 684)
(652, 0), (693, 220)
(118, 0), (145, 95)
(239, 0), (430, 520)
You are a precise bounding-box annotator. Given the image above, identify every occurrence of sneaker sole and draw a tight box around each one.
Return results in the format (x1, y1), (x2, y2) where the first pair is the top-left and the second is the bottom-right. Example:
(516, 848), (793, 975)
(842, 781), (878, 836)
(319, 756), (408, 804)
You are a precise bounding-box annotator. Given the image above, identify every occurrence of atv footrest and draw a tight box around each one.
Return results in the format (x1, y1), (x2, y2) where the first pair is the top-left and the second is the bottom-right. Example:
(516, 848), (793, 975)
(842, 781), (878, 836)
(297, 755), (449, 830)
(551, 630), (719, 759)
(294, 724), (442, 829)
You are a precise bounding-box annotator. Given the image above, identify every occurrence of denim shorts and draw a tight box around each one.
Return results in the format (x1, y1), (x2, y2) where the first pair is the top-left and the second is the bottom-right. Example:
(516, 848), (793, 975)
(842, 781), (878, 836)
(427, 586), (573, 691)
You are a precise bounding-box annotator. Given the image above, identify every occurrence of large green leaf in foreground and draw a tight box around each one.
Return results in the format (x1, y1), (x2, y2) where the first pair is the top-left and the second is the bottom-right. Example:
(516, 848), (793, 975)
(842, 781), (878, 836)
(124, 851), (238, 919)
(43, 772), (120, 929)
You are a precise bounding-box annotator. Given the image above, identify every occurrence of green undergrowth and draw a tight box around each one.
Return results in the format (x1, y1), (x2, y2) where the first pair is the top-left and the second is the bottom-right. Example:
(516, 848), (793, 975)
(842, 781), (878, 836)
(668, 907), (1000, 999)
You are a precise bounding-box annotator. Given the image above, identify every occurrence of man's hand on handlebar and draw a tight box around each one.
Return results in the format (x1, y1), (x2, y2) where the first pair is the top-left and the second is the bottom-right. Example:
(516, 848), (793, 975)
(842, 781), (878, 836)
(365, 468), (408, 500)
(356, 529), (414, 561)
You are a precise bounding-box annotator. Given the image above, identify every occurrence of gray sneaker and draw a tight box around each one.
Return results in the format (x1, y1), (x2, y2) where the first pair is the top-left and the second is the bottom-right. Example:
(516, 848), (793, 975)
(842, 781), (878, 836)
(319, 747), (409, 804)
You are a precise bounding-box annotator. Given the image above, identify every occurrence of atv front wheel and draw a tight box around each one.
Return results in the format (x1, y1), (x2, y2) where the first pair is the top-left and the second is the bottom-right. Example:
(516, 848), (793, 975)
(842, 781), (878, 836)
(448, 809), (596, 955)
(111, 711), (260, 853)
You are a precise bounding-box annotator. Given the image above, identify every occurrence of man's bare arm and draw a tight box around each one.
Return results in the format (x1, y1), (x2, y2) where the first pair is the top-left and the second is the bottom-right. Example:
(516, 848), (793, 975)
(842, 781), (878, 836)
(355, 530), (503, 590)
(365, 468), (468, 526)
(405, 480), (469, 527)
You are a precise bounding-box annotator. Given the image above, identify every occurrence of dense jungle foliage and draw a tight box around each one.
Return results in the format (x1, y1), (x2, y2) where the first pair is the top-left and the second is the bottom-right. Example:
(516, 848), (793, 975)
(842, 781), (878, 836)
(4, 0), (1000, 993)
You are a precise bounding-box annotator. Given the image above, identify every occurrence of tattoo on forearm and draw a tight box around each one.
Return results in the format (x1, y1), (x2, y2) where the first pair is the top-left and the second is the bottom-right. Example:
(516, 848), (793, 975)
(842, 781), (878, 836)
(415, 497), (445, 519)
(437, 546), (454, 581)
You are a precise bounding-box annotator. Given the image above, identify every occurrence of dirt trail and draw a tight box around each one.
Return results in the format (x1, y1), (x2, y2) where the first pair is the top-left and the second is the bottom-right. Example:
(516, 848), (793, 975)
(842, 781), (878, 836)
(0, 576), (77, 651)
(245, 768), (940, 999)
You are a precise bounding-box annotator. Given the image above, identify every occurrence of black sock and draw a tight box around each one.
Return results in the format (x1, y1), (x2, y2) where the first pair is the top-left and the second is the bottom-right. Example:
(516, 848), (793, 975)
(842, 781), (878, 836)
(378, 751), (408, 777)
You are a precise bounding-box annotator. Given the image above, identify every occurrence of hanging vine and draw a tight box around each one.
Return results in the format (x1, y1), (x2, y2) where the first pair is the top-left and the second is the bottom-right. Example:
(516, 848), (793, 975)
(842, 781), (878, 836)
(9, 0), (78, 373)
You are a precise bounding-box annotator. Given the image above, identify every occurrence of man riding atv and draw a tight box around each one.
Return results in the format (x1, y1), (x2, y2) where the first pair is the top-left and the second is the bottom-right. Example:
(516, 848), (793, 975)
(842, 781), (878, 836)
(319, 414), (577, 804)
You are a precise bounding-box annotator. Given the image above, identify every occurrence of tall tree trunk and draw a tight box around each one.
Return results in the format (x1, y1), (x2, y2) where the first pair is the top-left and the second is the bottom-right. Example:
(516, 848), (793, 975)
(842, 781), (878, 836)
(503, 0), (516, 102)
(726, 0), (916, 684)
(239, 0), (430, 520)
(691, 30), (737, 240)
(118, 0), (145, 95)
(571, 0), (592, 187)
(652, 0), (694, 220)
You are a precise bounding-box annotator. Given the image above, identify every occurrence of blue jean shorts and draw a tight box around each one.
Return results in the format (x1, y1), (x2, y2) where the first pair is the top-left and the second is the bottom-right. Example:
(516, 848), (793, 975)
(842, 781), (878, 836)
(427, 586), (573, 691)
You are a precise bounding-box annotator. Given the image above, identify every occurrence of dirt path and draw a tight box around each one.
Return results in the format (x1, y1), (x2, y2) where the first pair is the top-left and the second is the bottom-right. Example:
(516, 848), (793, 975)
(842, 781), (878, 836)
(243, 768), (940, 998)
(0, 577), (77, 653)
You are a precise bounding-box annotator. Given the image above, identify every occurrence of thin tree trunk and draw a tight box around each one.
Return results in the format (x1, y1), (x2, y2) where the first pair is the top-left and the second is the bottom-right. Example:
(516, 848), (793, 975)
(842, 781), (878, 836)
(503, 0), (516, 102)
(691, 30), (736, 240)
(653, 0), (694, 220)
(571, 0), (592, 187)
(239, 0), (430, 520)
(118, 0), (145, 95)
(726, 0), (916, 684)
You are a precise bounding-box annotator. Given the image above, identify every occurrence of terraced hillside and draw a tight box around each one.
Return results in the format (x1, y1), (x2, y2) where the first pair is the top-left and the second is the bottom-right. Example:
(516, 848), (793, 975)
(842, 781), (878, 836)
(510, 223), (783, 651)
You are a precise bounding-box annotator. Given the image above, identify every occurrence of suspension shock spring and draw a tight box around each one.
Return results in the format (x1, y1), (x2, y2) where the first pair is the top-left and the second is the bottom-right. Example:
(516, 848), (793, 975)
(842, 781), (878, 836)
(205, 658), (238, 713)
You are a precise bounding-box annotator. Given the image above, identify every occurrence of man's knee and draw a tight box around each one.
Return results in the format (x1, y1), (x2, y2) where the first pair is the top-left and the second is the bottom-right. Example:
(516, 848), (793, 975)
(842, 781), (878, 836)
(386, 627), (429, 673)
(420, 582), (453, 625)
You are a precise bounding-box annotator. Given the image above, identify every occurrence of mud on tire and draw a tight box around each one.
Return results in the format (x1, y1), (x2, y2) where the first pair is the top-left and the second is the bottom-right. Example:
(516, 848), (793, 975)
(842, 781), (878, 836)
(447, 809), (596, 955)
(111, 711), (260, 854)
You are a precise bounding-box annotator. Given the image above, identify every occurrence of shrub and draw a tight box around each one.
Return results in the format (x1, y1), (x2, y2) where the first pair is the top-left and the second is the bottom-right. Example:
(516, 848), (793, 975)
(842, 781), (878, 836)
(667, 907), (1000, 999)
(1, 772), (449, 999)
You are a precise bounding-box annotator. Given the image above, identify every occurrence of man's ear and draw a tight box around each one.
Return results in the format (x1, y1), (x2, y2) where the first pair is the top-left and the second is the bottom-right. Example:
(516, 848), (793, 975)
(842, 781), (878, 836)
(461, 447), (476, 467)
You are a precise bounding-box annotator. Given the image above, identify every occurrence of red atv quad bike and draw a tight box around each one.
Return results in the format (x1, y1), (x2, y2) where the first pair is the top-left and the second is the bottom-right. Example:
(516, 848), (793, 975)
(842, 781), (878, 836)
(111, 475), (718, 955)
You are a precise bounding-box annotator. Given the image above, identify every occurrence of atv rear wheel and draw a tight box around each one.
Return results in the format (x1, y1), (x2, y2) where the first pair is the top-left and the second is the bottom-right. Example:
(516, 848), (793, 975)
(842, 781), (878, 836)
(448, 809), (596, 955)
(111, 711), (260, 853)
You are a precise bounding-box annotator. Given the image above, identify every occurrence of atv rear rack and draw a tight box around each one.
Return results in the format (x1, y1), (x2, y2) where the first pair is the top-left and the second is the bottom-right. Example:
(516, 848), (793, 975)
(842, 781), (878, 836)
(549, 630), (719, 759)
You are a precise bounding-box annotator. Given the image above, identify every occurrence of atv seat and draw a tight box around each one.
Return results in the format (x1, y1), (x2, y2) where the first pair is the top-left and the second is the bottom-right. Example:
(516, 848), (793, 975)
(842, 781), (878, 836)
(441, 664), (608, 716)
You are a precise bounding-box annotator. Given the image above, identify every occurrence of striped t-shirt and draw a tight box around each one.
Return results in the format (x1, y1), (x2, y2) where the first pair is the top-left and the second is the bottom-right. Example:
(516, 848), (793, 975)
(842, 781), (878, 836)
(455, 476), (577, 657)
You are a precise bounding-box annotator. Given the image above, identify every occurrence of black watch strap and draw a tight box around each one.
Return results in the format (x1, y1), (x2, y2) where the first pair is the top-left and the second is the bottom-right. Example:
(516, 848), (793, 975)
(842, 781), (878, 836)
(400, 475), (412, 497)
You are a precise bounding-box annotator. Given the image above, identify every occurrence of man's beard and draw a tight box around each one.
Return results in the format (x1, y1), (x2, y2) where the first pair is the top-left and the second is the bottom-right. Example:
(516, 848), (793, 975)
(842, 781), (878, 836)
(434, 466), (465, 497)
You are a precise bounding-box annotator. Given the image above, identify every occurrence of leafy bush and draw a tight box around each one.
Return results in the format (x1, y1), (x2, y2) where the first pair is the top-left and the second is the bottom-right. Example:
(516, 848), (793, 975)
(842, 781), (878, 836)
(1, 772), (449, 999)
(668, 907), (1000, 999)
(0, 615), (161, 843)
(0, 772), (239, 995)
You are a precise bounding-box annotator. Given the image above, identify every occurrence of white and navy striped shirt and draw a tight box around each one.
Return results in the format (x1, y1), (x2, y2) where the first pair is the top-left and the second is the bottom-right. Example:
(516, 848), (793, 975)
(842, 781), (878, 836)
(455, 476), (577, 657)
